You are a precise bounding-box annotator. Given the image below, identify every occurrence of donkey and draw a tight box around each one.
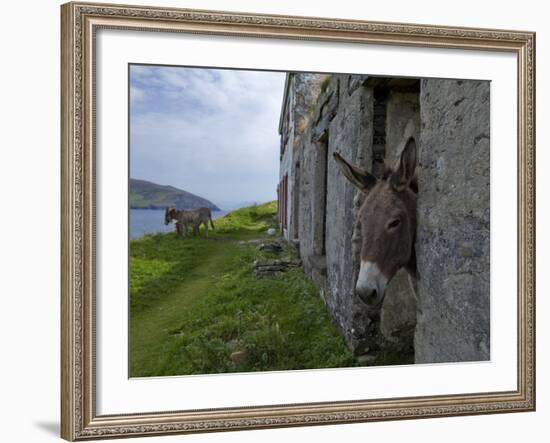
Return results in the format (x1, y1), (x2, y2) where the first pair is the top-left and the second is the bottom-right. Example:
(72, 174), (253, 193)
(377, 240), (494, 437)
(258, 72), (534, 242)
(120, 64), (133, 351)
(333, 137), (418, 310)
(164, 207), (215, 238)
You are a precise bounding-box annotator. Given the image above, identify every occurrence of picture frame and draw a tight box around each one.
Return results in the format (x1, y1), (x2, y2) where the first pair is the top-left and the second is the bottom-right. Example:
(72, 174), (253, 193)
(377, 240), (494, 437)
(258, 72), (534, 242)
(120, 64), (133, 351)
(61, 1), (536, 440)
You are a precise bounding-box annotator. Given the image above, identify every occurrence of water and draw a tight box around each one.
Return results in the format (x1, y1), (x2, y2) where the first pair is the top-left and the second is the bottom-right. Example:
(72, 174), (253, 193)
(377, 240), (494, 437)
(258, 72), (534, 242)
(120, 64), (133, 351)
(130, 208), (230, 239)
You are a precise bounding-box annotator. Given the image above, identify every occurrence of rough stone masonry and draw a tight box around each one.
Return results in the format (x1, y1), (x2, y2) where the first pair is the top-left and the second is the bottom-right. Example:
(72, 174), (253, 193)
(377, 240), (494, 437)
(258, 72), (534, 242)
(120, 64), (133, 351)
(278, 73), (490, 364)
(415, 79), (491, 363)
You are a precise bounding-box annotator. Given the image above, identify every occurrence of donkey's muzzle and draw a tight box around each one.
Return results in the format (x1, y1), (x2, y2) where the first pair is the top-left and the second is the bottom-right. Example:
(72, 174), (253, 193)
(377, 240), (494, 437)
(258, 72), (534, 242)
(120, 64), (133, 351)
(356, 261), (388, 309)
(355, 287), (378, 306)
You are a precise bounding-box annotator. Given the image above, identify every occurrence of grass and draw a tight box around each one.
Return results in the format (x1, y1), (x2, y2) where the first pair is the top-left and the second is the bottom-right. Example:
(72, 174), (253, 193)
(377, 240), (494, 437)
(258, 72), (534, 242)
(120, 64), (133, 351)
(129, 192), (149, 208)
(213, 200), (278, 233)
(129, 201), (356, 377)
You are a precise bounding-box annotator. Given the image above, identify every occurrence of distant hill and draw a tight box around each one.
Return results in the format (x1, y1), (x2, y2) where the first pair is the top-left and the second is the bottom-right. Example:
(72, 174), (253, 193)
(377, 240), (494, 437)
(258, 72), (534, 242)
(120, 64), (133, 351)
(130, 179), (220, 211)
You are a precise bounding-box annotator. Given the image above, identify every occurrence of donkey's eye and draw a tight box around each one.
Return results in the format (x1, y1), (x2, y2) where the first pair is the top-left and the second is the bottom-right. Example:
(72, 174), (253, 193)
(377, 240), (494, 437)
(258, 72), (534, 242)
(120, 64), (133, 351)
(387, 219), (401, 230)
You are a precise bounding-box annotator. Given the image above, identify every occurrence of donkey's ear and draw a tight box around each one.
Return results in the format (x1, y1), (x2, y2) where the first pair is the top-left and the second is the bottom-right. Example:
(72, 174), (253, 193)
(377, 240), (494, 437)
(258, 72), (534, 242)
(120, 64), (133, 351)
(333, 152), (376, 193)
(391, 137), (417, 191)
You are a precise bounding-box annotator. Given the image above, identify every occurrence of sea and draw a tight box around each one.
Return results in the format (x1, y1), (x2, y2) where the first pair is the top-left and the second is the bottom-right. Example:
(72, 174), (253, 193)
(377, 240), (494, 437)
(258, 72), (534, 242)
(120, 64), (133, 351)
(129, 208), (230, 239)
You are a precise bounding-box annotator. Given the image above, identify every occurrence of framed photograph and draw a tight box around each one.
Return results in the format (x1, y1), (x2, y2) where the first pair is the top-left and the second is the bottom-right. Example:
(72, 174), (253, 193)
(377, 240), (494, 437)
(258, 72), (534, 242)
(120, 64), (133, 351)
(61, 1), (536, 440)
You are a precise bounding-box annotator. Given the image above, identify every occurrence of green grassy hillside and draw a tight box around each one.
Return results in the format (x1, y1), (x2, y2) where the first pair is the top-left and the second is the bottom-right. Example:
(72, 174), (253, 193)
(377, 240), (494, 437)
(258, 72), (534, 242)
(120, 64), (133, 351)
(130, 178), (220, 210)
(129, 201), (357, 377)
(213, 201), (278, 233)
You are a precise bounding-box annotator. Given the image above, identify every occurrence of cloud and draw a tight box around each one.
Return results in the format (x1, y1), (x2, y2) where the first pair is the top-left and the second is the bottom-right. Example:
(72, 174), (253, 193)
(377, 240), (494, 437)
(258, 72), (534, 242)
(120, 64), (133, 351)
(130, 86), (146, 104)
(130, 65), (286, 208)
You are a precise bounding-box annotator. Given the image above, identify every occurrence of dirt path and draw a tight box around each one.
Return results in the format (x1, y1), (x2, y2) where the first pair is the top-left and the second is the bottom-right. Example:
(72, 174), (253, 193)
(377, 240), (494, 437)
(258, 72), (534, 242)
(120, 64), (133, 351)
(129, 238), (239, 377)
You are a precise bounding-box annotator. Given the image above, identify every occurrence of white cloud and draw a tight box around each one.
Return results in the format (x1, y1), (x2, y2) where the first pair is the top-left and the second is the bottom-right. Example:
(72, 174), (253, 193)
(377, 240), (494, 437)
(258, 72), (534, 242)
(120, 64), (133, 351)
(130, 86), (146, 104)
(130, 65), (286, 207)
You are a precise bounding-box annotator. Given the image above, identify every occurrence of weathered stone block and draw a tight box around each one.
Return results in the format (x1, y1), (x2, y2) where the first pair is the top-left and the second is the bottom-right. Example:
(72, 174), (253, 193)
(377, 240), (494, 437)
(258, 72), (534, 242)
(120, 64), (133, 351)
(381, 270), (416, 356)
(324, 80), (374, 347)
(415, 78), (490, 363)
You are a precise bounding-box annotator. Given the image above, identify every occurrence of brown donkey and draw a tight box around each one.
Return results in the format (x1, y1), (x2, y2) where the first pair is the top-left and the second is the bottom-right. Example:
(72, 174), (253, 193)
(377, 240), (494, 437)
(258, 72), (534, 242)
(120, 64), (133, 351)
(333, 137), (418, 310)
(164, 207), (215, 238)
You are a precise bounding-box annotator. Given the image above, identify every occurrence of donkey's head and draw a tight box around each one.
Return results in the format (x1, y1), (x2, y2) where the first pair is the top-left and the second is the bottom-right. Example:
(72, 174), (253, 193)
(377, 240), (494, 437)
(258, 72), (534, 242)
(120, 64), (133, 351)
(333, 137), (418, 309)
(164, 207), (178, 225)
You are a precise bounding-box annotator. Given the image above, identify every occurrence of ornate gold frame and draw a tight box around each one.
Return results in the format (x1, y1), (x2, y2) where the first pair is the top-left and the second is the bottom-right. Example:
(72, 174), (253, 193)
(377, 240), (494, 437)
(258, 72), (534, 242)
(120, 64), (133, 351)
(61, 1), (536, 440)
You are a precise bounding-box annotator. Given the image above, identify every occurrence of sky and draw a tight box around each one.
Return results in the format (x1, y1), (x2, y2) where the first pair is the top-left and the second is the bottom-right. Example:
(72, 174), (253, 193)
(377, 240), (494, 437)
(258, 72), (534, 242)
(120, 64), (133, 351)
(130, 65), (286, 209)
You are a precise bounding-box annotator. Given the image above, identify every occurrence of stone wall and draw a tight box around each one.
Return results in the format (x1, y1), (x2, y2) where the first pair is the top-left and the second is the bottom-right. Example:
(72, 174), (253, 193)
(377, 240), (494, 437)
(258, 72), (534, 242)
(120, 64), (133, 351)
(279, 73), (328, 241)
(279, 73), (490, 365)
(415, 79), (490, 363)
(325, 75), (373, 352)
(286, 74), (419, 359)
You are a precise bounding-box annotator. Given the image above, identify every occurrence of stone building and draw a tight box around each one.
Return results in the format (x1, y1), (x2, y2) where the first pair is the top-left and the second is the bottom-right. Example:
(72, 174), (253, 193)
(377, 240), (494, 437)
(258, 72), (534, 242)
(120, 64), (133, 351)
(278, 72), (490, 364)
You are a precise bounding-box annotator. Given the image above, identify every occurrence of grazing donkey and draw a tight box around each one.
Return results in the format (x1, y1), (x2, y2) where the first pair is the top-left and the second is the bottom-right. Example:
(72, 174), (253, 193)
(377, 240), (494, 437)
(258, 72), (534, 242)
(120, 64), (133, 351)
(333, 137), (418, 310)
(164, 207), (215, 238)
